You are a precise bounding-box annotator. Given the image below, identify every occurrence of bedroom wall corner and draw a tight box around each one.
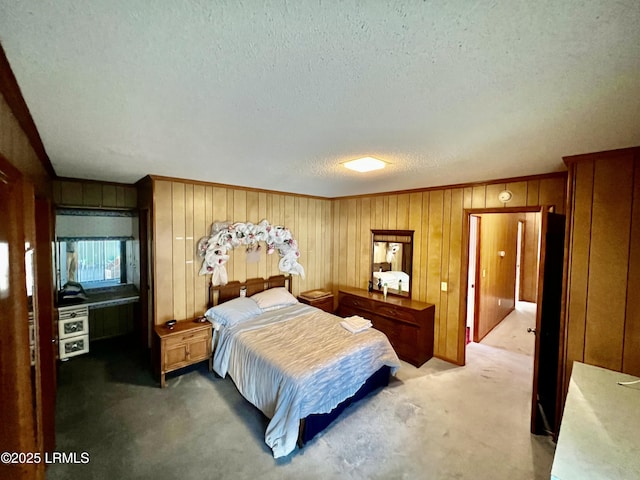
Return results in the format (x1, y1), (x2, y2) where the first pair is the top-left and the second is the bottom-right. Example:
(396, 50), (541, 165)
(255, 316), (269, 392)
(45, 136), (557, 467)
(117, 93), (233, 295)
(561, 147), (640, 396)
(331, 173), (567, 365)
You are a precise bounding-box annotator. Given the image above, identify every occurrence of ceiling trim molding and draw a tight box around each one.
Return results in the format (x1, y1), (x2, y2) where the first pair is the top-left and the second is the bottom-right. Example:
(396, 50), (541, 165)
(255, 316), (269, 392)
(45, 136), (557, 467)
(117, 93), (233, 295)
(142, 174), (331, 201)
(332, 171), (568, 201)
(138, 171), (568, 201)
(55, 176), (138, 188)
(563, 146), (640, 165)
(0, 42), (56, 178)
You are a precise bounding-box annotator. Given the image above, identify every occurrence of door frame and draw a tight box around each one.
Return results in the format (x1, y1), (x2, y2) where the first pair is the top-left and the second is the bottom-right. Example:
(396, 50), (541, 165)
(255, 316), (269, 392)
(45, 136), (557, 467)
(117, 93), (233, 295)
(459, 205), (566, 436)
(516, 219), (525, 302)
(0, 154), (44, 479)
(466, 215), (481, 344)
(459, 205), (544, 364)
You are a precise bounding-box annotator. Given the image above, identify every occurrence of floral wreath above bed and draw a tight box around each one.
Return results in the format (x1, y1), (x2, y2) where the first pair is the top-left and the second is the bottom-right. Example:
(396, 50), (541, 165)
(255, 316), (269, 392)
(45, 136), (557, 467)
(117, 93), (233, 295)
(197, 220), (305, 286)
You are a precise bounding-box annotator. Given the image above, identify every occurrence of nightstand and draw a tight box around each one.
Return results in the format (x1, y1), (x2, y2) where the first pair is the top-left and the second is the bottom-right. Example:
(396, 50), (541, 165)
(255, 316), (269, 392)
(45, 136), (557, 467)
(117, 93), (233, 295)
(154, 320), (212, 388)
(298, 290), (334, 313)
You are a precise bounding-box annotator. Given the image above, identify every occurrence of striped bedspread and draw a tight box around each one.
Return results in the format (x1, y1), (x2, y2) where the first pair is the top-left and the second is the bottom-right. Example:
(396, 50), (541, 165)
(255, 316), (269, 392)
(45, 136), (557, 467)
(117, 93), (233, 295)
(213, 303), (401, 458)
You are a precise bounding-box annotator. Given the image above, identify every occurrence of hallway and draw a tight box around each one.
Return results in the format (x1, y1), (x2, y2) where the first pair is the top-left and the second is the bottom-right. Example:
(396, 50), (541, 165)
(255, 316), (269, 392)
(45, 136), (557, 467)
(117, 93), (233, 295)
(479, 301), (537, 357)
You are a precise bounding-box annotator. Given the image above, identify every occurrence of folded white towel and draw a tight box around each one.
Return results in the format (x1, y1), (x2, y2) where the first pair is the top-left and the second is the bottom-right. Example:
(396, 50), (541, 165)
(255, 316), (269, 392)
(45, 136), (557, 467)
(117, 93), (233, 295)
(340, 315), (372, 333)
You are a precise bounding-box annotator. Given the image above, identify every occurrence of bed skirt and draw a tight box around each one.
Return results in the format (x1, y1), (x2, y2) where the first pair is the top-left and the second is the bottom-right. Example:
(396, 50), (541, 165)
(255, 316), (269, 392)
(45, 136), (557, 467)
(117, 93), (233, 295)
(297, 365), (391, 447)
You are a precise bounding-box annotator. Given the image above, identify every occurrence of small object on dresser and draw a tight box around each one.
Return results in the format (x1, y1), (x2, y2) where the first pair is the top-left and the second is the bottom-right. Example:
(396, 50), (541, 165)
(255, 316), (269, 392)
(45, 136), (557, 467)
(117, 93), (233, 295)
(368, 280), (373, 293)
(194, 316), (208, 323)
(377, 278), (382, 290)
(165, 319), (177, 329)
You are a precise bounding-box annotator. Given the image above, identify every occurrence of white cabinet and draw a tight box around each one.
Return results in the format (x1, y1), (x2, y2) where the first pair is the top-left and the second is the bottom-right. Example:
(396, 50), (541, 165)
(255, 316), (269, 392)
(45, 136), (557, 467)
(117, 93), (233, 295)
(58, 305), (89, 359)
(551, 362), (640, 479)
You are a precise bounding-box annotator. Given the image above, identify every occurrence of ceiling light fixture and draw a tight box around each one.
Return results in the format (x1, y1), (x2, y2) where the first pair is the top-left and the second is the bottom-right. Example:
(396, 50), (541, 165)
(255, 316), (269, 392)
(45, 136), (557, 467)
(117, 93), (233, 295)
(342, 156), (387, 173)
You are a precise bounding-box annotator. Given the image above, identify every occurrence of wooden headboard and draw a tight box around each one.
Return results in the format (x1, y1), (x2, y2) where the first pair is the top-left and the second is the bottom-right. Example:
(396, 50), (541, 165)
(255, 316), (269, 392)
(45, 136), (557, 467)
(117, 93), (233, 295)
(373, 262), (392, 272)
(209, 275), (291, 307)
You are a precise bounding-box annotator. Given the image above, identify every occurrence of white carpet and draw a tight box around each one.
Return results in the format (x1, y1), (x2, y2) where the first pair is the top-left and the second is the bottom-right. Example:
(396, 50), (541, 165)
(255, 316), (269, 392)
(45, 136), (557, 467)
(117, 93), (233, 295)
(48, 313), (554, 480)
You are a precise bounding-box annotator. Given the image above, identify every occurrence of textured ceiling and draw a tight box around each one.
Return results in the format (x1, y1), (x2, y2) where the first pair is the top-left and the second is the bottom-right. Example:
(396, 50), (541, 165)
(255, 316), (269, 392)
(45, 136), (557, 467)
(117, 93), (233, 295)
(1, 1), (639, 197)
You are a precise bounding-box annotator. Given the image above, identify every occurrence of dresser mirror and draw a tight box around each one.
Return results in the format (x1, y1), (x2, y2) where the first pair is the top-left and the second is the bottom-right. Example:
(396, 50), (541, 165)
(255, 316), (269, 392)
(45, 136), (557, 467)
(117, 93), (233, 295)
(371, 229), (414, 298)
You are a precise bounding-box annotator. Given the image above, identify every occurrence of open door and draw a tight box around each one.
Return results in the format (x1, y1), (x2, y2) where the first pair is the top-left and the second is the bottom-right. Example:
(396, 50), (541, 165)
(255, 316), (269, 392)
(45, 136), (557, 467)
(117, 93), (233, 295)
(530, 211), (565, 435)
(139, 209), (149, 348)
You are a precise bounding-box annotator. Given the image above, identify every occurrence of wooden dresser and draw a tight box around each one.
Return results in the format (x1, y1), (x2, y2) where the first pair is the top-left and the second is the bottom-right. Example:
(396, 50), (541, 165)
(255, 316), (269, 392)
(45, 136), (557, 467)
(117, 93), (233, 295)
(337, 287), (435, 367)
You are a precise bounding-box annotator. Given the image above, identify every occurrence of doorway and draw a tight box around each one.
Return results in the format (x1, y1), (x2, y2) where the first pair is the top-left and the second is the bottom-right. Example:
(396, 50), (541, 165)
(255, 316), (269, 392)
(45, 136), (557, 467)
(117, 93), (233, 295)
(466, 215), (480, 344)
(466, 211), (539, 346)
(461, 206), (564, 436)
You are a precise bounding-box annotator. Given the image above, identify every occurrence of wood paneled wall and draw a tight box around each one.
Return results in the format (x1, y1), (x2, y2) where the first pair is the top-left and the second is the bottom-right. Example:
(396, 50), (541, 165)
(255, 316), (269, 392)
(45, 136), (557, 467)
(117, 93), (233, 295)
(563, 147), (640, 390)
(332, 174), (566, 364)
(89, 304), (136, 341)
(475, 213), (518, 342)
(0, 93), (50, 478)
(145, 177), (333, 325)
(0, 94), (50, 195)
(53, 178), (137, 209)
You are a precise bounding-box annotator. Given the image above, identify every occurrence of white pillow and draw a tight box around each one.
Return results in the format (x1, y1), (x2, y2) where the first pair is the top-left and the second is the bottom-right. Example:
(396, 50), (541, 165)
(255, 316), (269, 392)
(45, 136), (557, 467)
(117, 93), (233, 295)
(251, 287), (298, 312)
(204, 297), (262, 327)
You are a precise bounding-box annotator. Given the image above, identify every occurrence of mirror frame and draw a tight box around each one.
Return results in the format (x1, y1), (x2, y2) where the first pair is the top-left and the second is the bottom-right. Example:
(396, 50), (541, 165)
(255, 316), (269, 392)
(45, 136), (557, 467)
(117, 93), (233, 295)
(371, 229), (414, 298)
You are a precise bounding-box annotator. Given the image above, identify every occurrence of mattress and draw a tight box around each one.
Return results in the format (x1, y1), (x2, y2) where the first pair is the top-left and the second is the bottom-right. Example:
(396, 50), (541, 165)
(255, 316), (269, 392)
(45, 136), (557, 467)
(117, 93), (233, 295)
(373, 270), (410, 291)
(213, 303), (401, 457)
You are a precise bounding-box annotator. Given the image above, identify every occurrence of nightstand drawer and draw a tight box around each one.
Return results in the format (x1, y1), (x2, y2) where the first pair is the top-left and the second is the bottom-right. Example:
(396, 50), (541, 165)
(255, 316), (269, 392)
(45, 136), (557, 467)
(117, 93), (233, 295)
(59, 334), (90, 359)
(59, 305), (89, 320)
(59, 316), (89, 339)
(163, 328), (210, 347)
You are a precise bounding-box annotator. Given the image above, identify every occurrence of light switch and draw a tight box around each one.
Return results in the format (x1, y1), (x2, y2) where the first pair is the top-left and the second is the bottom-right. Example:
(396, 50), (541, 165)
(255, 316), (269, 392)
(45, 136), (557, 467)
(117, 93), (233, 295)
(441, 282), (448, 292)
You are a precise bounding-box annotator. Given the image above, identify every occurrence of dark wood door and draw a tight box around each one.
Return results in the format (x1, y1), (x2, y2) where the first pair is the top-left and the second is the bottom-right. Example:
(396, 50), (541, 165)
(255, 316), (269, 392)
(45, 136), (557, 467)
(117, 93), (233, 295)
(531, 211), (565, 435)
(139, 208), (151, 348)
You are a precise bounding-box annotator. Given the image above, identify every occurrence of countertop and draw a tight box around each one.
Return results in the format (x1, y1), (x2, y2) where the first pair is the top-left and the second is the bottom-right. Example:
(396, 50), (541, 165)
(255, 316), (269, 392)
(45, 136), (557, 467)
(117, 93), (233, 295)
(551, 362), (640, 480)
(58, 284), (140, 310)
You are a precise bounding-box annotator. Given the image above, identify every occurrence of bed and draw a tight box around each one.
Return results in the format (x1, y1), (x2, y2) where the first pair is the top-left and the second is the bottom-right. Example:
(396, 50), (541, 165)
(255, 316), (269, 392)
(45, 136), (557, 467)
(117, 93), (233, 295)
(206, 275), (401, 458)
(373, 262), (410, 292)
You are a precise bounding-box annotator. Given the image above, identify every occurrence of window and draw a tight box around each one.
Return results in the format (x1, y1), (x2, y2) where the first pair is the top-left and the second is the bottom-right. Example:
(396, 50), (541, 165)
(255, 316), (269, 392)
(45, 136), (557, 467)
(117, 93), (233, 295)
(58, 240), (126, 287)
(55, 208), (137, 291)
